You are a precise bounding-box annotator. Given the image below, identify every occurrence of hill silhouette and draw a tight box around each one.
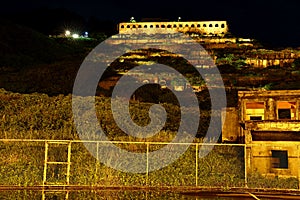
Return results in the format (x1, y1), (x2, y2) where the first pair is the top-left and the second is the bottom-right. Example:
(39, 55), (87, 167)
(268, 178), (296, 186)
(0, 18), (102, 95)
(0, 18), (76, 69)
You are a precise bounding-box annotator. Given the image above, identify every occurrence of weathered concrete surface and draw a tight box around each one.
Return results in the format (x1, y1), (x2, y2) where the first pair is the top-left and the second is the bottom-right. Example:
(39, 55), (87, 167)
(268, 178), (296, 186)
(222, 90), (300, 178)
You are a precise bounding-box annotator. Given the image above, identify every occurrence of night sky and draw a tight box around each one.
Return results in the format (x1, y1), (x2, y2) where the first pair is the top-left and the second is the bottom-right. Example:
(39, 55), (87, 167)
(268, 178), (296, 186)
(2, 0), (300, 47)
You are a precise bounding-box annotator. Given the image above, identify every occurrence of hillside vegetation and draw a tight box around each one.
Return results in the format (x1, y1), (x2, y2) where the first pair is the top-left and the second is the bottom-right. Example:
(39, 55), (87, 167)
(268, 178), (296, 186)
(0, 19), (299, 190)
(0, 18), (75, 68)
(0, 18), (101, 95)
(0, 88), (212, 140)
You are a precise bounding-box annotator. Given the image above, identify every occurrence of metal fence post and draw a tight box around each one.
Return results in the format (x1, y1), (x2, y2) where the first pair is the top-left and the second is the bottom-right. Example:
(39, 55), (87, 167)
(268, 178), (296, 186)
(146, 142), (149, 186)
(66, 141), (72, 185)
(95, 141), (99, 186)
(43, 141), (49, 186)
(297, 145), (300, 190)
(195, 143), (199, 187)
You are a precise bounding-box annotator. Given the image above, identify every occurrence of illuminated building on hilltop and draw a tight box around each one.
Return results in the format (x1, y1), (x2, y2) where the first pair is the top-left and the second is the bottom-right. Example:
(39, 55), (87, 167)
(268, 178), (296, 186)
(118, 20), (228, 36)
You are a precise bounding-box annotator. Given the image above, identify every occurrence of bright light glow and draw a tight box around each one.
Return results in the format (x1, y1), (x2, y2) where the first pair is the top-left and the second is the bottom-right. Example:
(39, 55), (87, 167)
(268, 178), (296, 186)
(65, 30), (71, 36)
(72, 34), (79, 39)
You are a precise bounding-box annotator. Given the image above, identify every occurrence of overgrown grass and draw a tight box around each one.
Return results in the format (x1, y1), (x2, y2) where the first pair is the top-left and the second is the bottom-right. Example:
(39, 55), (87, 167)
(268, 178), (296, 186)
(247, 172), (299, 189)
(0, 88), (212, 139)
(0, 89), (298, 189)
(0, 190), (184, 199)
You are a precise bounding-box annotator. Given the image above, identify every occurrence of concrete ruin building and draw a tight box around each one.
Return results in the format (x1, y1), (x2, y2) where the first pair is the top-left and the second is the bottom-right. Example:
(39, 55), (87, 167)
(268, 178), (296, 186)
(245, 49), (299, 68)
(222, 90), (300, 178)
(116, 19), (300, 68)
(118, 21), (229, 36)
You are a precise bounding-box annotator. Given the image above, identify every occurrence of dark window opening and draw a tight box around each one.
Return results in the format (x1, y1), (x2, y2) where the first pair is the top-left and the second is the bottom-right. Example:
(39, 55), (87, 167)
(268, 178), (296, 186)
(191, 24), (195, 27)
(132, 25), (136, 28)
(156, 25), (159, 28)
(209, 24), (213, 27)
(197, 24), (201, 27)
(203, 24), (207, 27)
(271, 150), (288, 169)
(161, 25), (165, 28)
(179, 24), (183, 27)
(167, 24), (172, 28)
(173, 24), (177, 28)
(126, 25), (130, 28)
(278, 109), (291, 119)
(215, 24), (219, 27)
(250, 116), (262, 120)
(221, 24), (225, 28)
(121, 25), (124, 28)
(138, 25), (142, 28)
(150, 25), (153, 28)
(144, 25), (147, 28)
(185, 24), (189, 27)
(277, 102), (296, 120)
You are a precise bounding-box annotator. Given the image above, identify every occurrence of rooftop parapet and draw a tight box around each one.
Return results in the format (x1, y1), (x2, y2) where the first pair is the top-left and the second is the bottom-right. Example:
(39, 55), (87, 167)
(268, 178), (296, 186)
(118, 21), (228, 36)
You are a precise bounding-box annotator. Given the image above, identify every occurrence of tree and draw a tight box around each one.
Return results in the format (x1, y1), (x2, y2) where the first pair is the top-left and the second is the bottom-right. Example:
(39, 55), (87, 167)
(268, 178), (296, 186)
(292, 58), (300, 69)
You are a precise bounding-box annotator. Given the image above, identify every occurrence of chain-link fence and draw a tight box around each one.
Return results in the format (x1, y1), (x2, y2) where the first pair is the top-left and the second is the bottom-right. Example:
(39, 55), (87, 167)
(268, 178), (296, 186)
(0, 139), (246, 188)
(1, 139), (300, 191)
(2, 139), (300, 198)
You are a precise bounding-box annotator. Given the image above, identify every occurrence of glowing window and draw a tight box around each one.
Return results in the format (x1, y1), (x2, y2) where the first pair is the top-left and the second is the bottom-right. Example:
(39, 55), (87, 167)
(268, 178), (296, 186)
(245, 102), (265, 121)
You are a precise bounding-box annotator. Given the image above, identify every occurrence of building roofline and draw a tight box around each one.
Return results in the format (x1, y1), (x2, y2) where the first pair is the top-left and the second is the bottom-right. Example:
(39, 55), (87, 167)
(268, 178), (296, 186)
(119, 21), (228, 24)
(238, 90), (300, 97)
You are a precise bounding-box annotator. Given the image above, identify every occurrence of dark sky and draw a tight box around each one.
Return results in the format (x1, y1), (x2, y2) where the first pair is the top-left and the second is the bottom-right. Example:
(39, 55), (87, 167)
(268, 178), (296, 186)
(2, 0), (300, 47)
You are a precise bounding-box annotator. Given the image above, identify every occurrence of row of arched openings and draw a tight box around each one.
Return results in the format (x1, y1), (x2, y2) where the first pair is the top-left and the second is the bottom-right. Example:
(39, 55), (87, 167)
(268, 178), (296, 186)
(120, 23), (226, 29)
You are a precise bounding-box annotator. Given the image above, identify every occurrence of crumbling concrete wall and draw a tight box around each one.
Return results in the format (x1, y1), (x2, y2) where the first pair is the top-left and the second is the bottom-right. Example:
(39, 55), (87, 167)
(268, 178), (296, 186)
(245, 50), (299, 68)
(238, 90), (300, 122)
(221, 107), (242, 142)
(237, 90), (300, 177)
(249, 141), (300, 178)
